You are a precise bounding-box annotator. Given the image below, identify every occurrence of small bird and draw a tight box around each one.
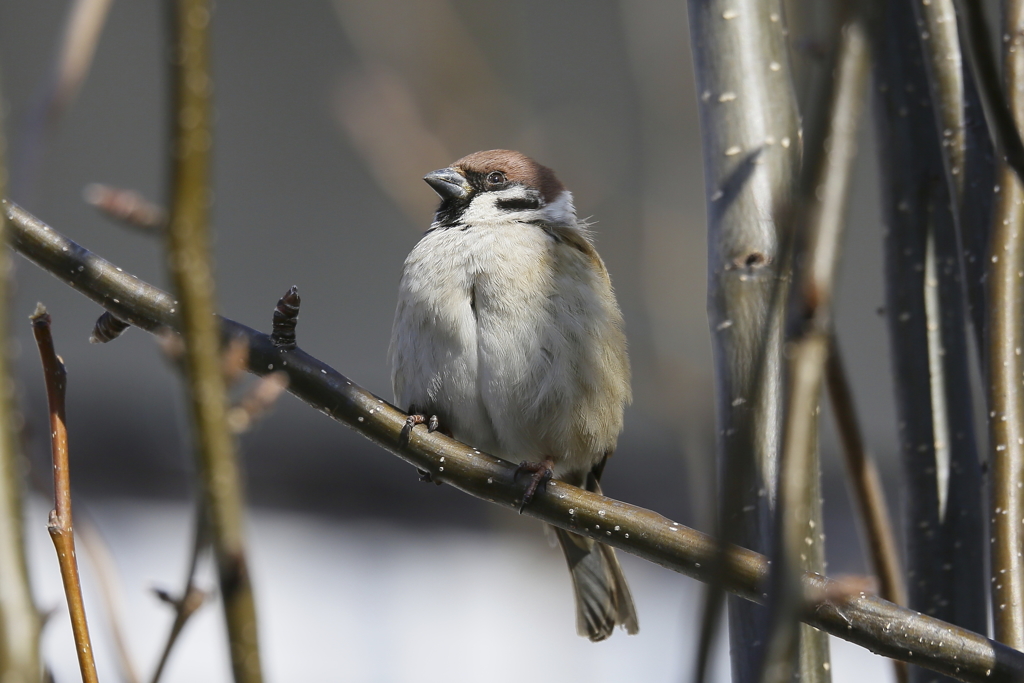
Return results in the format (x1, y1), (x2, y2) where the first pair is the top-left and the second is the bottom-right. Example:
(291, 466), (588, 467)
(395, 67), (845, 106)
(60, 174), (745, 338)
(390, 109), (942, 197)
(389, 150), (638, 641)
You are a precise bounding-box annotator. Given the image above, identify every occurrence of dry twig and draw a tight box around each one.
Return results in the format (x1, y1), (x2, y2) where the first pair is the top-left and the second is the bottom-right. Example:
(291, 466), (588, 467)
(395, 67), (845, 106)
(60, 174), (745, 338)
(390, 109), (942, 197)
(30, 305), (99, 683)
(83, 184), (167, 234)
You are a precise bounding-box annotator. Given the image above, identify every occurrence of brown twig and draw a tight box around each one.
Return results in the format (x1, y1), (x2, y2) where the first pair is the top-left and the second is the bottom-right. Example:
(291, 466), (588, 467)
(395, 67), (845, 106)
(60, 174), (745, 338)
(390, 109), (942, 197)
(6, 202), (1024, 683)
(826, 335), (907, 683)
(30, 305), (98, 683)
(165, 1), (262, 680)
(83, 184), (166, 233)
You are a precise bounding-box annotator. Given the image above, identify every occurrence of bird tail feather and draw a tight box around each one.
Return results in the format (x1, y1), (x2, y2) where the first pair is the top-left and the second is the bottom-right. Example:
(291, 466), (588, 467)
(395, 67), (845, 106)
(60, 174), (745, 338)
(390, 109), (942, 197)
(553, 525), (639, 641)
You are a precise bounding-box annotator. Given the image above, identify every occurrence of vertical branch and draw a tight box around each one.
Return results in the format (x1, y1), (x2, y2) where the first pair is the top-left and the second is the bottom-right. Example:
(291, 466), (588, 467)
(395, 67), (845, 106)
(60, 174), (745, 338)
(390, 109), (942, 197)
(166, 2), (262, 681)
(0, 71), (42, 683)
(30, 307), (98, 683)
(912, 0), (994, 342)
(869, 2), (988, 681)
(760, 21), (868, 683)
(686, 0), (801, 679)
(986, 0), (1024, 649)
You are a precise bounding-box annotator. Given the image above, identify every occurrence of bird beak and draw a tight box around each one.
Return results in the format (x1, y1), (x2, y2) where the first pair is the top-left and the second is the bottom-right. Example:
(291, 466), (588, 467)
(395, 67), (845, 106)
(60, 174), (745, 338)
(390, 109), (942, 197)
(424, 167), (470, 201)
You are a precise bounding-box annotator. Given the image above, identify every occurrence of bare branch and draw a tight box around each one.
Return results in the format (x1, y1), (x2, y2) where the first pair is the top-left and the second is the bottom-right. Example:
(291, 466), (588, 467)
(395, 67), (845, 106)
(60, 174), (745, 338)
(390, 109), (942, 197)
(30, 306), (98, 683)
(5, 202), (1024, 683)
(869, 3), (988, 676)
(761, 21), (868, 683)
(686, 0), (805, 677)
(827, 335), (907, 683)
(984, 0), (1024, 649)
(165, 1), (262, 680)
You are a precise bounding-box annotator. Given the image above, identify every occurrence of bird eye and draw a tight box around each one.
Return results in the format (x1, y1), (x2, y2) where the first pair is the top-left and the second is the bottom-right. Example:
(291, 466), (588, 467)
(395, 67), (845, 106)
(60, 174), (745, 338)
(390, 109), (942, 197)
(486, 171), (505, 186)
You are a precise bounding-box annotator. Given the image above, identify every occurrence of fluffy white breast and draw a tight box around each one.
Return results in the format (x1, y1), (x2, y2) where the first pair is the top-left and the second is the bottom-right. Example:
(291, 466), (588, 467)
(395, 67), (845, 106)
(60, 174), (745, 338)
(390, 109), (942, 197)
(389, 191), (630, 478)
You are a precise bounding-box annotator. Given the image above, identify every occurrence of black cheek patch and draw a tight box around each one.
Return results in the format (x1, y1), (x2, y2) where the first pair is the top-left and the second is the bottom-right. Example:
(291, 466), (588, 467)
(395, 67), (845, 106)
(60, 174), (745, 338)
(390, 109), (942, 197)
(496, 196), (542, 212)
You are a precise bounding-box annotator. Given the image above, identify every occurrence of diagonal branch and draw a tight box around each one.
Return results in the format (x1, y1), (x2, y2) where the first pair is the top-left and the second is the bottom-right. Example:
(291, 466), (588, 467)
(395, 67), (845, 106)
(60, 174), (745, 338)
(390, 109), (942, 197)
(5, 200), (1024, 683)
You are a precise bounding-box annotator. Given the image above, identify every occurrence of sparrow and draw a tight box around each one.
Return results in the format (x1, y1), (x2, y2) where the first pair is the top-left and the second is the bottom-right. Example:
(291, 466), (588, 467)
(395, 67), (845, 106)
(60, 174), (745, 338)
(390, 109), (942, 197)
(389, 150), (638, 641)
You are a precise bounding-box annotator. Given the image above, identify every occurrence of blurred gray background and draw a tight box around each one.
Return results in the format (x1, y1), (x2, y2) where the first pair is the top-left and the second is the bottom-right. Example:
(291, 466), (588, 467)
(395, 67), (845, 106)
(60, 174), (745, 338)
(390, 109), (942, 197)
(0, 2), (897, 681)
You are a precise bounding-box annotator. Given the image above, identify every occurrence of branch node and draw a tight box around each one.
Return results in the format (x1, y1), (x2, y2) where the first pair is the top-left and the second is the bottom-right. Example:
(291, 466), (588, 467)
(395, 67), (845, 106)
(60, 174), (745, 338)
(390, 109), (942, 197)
(90, 311), (131, 344)
(271, 286), (300, 349)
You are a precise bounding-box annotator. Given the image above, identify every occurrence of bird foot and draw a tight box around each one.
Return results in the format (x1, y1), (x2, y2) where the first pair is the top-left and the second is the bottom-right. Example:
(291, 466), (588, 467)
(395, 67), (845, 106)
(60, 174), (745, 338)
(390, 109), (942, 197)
(515, 458), (555, 513)
(400, 410), (440, 444)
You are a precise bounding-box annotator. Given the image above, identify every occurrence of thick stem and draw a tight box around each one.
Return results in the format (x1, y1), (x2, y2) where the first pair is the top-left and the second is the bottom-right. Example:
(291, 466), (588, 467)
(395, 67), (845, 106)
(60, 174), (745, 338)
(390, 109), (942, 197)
(31, 308), (98, 683)
(166, 2), (261, 681)
(686, 0), (802, 678)
(869, 3), (988, 681)
(986, 0), (1024, 649)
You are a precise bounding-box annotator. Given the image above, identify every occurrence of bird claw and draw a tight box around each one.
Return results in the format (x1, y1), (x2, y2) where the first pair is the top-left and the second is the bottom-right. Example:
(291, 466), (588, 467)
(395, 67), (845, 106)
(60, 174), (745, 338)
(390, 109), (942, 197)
(400, 411), (440, 443)
(515, 459), (554, 513)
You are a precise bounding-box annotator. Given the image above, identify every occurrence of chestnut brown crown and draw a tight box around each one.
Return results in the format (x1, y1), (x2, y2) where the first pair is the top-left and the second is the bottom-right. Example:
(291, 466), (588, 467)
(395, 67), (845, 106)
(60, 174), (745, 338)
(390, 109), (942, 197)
(452, 149), (566, 204)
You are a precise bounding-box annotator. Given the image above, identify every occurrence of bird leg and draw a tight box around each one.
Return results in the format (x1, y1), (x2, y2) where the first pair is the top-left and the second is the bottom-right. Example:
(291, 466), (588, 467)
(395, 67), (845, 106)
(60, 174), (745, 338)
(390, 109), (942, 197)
(401, 406), (444, 483)
(400, 407), (440, 443)
(515, 457), (556, 512)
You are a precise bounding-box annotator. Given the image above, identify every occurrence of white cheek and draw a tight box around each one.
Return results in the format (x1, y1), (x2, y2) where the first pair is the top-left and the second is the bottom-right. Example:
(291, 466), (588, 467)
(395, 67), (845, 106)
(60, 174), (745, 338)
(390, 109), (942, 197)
(460, 188), (578, 226)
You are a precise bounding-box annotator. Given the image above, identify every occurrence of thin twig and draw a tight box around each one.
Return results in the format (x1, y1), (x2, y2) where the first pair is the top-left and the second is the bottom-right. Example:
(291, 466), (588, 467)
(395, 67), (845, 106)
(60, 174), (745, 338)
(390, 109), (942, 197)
(4, 202), (1023, 683)
(0, 70), (42, 683)
(759, 21), (867, 683)
(166, 1), (262, 680)
(83, 184), (166, 233)
(826, 335), (907, 683)
(13, 0), (114, 201)
(76, 513), (141, 683)
(30, 305), (99, 683)
(985, 0), (1024, 649)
